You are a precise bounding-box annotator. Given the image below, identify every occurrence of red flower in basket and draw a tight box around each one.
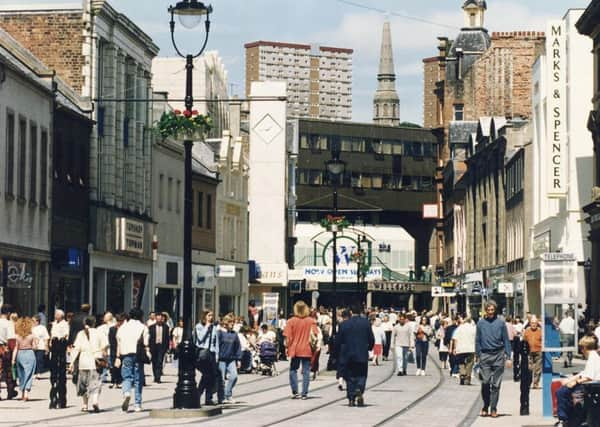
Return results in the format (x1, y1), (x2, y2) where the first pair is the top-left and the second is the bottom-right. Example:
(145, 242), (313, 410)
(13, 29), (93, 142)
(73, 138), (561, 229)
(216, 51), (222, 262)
(183, 110), (192, 118)
(174, 109), (182, 115)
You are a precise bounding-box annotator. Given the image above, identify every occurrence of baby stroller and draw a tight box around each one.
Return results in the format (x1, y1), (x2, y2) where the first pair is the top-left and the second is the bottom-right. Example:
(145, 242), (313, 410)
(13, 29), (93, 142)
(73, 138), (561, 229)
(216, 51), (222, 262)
(258, 341), (278, 376)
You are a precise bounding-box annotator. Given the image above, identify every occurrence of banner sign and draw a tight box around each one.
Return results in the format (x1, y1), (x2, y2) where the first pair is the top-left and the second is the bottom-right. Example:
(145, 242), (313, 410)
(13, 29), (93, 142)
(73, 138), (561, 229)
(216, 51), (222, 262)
(303, 265), (382, 283)
(6, 260), (33, 288)
(546, 21), (567, 198)
(116, 218), (144, 254)
(216, 265), (236, 278)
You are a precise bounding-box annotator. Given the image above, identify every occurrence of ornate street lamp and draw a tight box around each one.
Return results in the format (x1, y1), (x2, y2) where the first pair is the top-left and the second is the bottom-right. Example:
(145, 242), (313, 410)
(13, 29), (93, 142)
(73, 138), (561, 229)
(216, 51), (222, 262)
(168, 0), (212, 410)
(325, 156), (345, 348)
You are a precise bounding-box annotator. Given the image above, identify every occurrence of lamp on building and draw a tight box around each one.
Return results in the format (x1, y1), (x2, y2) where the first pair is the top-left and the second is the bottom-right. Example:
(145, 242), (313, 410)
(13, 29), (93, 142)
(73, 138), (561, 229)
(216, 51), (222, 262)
(584, 257), (592, 323)
(421, 265), (427, 281)
(168, 0), (212, 410)
(325, 155), (345, 370)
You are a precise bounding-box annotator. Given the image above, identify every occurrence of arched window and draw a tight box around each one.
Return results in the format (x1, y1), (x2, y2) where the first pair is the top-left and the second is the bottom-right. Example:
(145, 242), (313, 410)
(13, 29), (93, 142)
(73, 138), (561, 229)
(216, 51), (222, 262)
(383, 104), (388, 116)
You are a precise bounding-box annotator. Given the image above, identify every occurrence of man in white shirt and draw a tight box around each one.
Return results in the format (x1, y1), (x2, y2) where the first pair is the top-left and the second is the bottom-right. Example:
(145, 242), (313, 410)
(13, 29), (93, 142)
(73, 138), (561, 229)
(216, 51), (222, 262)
(452, 317), (477, 385)
(555, 335), (600, 426)
(117, 308), (149, 413)
(0, 305), (17, 400)
(49, 309), (69, 409)
(558, 312), (576, 367)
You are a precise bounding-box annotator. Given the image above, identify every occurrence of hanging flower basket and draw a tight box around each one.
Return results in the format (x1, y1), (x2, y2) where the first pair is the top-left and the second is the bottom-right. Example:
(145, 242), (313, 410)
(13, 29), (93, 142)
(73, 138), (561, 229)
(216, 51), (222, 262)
(155, 109), (212, 140)
(320, 214), (350, 232)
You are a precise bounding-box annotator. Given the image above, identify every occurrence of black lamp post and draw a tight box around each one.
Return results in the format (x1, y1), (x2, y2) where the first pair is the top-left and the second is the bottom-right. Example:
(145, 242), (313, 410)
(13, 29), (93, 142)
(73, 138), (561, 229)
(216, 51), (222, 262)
(584, 257), (592, 323)
(168, 0), (212, 410)
(325, 156), (345, 344)
(355, 235), (368, 306)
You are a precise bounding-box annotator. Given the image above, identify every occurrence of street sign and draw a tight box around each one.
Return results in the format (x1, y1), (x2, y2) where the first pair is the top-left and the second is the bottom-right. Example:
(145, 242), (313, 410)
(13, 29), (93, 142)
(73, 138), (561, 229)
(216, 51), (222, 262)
(497, 282), (513, 294)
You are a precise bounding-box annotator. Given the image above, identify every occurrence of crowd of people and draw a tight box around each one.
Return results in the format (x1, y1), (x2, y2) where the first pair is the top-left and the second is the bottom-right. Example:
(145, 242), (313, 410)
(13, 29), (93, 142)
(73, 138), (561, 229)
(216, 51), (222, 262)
(0, 299), (599, 424)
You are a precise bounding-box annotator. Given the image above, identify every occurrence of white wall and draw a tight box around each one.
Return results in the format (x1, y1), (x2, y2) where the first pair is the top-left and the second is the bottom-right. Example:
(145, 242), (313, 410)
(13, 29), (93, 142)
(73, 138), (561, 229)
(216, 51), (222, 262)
(248, 82), (287, 265)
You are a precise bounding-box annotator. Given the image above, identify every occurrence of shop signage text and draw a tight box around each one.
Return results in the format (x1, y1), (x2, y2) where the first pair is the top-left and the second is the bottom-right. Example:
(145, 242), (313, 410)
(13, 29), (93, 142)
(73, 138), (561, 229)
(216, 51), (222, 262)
(216, 265), (236, 278)
(256, 263), (288, 284)
(546, 21), (567, 198)
(303, 265), (382, 283)
(368, 281), (416, 293)
(5, 260), (32, 288)
(116, 218), (144, 254)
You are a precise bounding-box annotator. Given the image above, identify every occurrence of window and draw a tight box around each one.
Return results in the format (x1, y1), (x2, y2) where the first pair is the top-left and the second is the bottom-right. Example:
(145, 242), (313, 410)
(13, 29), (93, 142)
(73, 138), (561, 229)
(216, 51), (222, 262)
(30, 123), (37, 203)
(166, 262), (178, 285)
(159, 174), (164, 209)
(206, 194), (212, 229)
(168, 177), (173, 211)
(372, 174), (383, 189)
(197, 191), (203, 227)
(40, 130), (48, 207)
(5, 111), (15, 196)
(309, 170), (323, 185)
(176, 180), (181, 213)
(79, 144), (87, 186)
(18, 117), (26, 200)
(454, 104), (464, 121)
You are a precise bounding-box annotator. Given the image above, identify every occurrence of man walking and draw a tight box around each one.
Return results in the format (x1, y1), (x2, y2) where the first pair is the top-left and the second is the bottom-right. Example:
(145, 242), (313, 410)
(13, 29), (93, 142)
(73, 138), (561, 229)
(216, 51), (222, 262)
(475, 301), (512, 418)
(49, 309), (69, 408)
(522, 315), (542, 389)
(391, 313), (414, 376)
(336, 306), (374, 406)
(0, 304), (17, 400)
(452, 317), (476, 385)
(148, 313), (169, 383)
(283, 301), (318, 399)
(116, 308), (149, 412)
(69, 303), (90, 346)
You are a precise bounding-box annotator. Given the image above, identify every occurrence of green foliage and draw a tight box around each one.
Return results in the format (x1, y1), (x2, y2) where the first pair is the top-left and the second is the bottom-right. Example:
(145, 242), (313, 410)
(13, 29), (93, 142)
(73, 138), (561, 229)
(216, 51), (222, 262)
(155, 109), (212, 140)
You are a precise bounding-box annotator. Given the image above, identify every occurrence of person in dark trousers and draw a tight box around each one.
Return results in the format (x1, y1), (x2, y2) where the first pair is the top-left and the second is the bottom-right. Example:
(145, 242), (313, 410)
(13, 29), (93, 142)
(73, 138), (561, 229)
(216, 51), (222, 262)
(475, 301), (512, 418)
(69, 304), (90, 346)
(336, 305), (375, 407)
(108, 313), (126, 388)
(49, 309), (69, 409)
(519, 339), (531, 416)
(0, 304), (17, 400)
(217, 315), (242, 404)
(148, 313), (169, 383)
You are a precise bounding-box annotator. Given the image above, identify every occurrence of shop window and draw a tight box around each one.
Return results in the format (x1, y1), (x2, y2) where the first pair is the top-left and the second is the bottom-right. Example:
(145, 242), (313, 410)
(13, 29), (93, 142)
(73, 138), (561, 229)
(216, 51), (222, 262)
(5, 111), (15, 197)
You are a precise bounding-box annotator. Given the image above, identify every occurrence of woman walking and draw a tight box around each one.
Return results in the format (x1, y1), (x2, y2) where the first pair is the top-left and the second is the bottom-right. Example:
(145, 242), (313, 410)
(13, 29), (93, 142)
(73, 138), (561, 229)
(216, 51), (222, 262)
(69, 316), (108, 412)
(414, 316), (433, 376)
(381, 315), (393, 361)
(12, 317), (37, 401)
(217, 314), (242, 404)
(371, 318), (386, 366)
(436, 319), (449, 369)
(108, 313), (125, 388)
(32, 315), (49, 379)
(195, 310), (219, 405)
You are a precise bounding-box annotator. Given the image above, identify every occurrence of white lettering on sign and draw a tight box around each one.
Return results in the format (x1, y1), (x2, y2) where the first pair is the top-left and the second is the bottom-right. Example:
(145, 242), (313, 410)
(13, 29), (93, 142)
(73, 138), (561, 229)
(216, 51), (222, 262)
(116, 218), (144, 254)
(546, 21), (567, 198)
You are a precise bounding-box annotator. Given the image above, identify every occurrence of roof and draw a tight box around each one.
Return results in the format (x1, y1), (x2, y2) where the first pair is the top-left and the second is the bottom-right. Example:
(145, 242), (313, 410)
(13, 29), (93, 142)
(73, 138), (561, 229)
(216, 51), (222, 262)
(192, 141), (218, 180)
(576, 0), (600, 36)
(244, 40), (353, 54)
(449, 28), (491, 57)
(449, 121), (478, 144)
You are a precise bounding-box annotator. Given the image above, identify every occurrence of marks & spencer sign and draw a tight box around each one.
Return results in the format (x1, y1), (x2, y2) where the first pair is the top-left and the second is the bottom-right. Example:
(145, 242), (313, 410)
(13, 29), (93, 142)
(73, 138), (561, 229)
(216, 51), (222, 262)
(546, 21), (567, 198)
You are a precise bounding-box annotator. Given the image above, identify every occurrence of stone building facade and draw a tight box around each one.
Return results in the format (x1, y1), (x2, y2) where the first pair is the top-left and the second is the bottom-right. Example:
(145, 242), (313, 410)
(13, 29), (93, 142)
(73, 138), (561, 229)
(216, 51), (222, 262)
(0, 1), (160, 315)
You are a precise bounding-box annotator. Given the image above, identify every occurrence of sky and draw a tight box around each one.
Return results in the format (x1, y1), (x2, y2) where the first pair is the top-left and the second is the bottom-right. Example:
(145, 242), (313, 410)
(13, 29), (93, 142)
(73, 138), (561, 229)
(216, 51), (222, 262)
(0, 0), (591, 125)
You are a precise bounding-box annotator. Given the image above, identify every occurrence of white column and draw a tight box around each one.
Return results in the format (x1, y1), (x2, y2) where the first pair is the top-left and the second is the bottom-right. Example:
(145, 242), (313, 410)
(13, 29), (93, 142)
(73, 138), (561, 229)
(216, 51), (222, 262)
(115, 51), (126, 209)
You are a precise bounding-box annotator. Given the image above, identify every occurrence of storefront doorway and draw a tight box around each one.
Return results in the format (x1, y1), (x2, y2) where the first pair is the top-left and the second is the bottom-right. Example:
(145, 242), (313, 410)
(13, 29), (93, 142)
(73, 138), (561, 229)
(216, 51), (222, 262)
(155, 287), (180, 322)
(106, 272), (126, 315)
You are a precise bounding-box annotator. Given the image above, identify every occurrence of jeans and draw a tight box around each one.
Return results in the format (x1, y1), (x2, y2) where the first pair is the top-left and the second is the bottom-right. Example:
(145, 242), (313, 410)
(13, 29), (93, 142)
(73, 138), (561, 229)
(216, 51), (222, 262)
(415, 341), (429, 370)
(289, 357), (311, 396)
(479, 350), (505, 412)
(395, 346), (409, 373)
(218, 361), (238, 401)
(556, 384), (583, 421)
(16, 349), (36, 391)
(344, 361), (368, 401)
(121, 355), (144, 406)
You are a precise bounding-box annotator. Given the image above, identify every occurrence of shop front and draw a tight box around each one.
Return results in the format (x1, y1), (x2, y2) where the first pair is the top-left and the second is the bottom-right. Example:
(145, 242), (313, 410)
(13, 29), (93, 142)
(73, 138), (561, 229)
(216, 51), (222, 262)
(192, 264), (216, 323)
(0, 251), (49, 316)
(51, 248), (86, 314)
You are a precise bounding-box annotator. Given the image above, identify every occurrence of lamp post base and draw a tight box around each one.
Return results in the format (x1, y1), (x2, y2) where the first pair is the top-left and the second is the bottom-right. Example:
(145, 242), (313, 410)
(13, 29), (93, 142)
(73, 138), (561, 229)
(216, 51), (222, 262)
(173, 338), (200, 409)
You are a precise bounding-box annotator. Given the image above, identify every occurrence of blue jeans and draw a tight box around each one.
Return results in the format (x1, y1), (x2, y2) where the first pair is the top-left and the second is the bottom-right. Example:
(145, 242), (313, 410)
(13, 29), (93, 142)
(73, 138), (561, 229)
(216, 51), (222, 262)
(16, 349), (36, 391)
(218, 361), (238, 401)
(289, 357), (311, 396)
(556, 384), (583, 421)
(395, 346), (409, 373)
(415, 341), (429, 370)
(121, 355), (144, 406)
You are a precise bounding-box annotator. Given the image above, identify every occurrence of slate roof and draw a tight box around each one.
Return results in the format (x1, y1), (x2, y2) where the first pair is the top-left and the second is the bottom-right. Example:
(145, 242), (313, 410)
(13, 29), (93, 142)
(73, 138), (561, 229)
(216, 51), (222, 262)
(448, 28), (491, 57)
(192, 141), (218, 179)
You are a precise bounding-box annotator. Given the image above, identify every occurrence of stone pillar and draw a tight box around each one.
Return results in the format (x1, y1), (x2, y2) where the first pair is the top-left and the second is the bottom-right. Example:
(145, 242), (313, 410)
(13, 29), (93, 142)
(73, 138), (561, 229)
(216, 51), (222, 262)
(144, 71), (153, 215)
(135, 66), (145, 213)
(102, 43), (117, 206)
(125, 59), (137, 211)
(115, 51), (126, 209)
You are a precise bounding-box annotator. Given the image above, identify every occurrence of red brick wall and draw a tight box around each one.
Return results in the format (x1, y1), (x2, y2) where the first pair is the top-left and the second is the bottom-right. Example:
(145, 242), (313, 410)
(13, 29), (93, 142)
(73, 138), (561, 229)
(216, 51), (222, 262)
(0, 12), (85, 92)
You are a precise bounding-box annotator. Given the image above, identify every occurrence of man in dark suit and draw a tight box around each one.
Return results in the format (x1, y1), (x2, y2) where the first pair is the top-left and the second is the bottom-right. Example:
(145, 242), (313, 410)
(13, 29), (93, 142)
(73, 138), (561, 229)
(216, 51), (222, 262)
(68, 303), (90, 346)
(148, 313), (170, 383)
(336, 305), (375, 407)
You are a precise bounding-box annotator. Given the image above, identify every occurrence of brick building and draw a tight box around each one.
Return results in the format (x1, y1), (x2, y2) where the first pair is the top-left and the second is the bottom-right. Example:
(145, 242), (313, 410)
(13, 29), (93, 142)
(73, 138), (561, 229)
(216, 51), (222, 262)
(0, 1), (159, 315)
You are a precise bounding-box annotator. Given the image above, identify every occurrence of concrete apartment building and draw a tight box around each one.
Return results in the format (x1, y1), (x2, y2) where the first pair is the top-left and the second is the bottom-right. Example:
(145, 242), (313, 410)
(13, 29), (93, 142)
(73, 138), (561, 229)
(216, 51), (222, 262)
(0, 1), (159, 315)
(245, 40), (352, 121)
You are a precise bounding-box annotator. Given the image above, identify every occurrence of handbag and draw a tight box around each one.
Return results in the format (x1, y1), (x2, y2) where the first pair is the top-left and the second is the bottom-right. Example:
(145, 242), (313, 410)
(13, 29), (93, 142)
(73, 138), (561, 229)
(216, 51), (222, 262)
(95, 357), (109, 371)
(71, 354), (80, 385)
(406, 349), (415, 364)
(136, 331), (151, 365)
(309, 328), (319, 353)
(194, 326), (213, 369)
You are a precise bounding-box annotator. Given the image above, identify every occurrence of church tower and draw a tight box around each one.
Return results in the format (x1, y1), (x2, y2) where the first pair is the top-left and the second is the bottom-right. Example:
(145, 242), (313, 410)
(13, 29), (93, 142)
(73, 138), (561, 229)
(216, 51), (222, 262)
(373, 21), (400, 126)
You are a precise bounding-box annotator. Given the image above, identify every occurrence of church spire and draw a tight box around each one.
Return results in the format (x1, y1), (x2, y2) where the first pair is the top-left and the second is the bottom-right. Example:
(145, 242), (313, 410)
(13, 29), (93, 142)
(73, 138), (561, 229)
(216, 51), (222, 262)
(373, 20), (400, 126)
